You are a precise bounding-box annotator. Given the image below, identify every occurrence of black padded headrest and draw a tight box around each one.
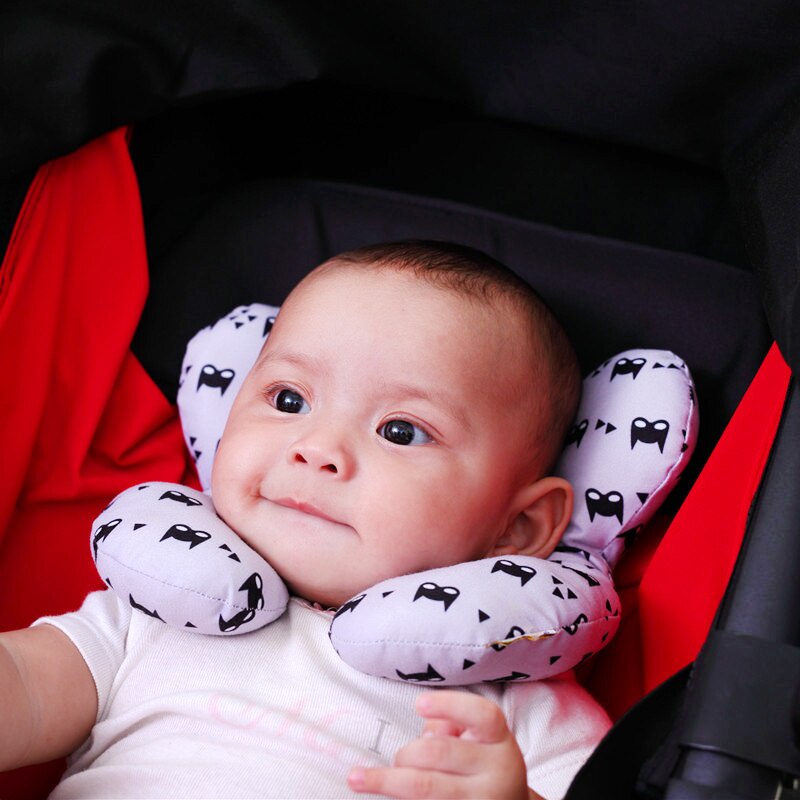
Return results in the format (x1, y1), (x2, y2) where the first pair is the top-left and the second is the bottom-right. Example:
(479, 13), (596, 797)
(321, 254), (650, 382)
(132, 178), (770, 494)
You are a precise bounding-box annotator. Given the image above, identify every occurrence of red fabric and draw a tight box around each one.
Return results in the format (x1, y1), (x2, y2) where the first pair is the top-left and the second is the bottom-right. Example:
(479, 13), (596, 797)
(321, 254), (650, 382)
(0, 130), (197, 799)
(638, 342), (790, 691)
(584, 343), (791, 717)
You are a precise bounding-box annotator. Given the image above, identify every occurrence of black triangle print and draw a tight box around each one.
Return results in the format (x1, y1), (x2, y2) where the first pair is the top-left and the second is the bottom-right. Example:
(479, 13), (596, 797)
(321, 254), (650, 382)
(219, 544), (231, 551)
(478, 610), (490, 622)
(553, 587), (564, 599)
(234, 322), (244, 329)
(567, 588), (577, 599)
(133, 523), (146, 531)
(606, 599), (612, 612)
(549, 655), (561, 665)
(605, 423), (616, 434)
(137, 485), (150, 490)
(681, 443), (688, 452)
(602, 632), (609, 643)
(194, 450), (202, 459)
(189, 436), (197, 446)
(185, 621), (197, 628)
(382, 591), (394, 598)
(552, 576), (563, 585)
(668, 363), (680, 369)
(595, 419), (605, 429)
(228, 553), (241, 562)
(185, 364), (192, 374)
(105, 577), (113, 588)
(248, 315), (257, 322)
(462, 659), (476, 670)
(637, 492), (649, 504)
(653, 362), (664, 369)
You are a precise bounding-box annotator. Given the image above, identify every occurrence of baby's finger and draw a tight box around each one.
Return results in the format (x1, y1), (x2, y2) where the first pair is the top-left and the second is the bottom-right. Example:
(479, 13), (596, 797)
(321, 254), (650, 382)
(394, 731), (485, 775)
(421, 718), (462, 738)
(416, 691), (510, 744)
(349, 765), (467, 799)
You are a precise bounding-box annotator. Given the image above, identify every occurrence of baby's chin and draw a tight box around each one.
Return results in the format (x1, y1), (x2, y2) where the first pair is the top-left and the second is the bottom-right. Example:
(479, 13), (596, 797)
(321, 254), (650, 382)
(286, 578), (361, 610)
(281, 560), (395, 609)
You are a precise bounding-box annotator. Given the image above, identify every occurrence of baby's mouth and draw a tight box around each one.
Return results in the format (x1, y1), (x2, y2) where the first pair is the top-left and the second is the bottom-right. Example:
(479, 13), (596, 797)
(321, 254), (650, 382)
(269, 496), (343, 525)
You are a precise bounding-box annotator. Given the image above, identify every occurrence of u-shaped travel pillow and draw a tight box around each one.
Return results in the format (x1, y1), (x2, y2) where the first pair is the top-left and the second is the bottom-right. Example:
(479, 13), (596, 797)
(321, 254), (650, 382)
(91, 304), (698, 685)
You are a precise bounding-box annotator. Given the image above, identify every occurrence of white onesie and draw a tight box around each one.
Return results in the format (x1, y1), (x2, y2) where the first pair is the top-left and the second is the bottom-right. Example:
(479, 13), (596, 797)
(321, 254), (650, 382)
(35, 590), (610, 800)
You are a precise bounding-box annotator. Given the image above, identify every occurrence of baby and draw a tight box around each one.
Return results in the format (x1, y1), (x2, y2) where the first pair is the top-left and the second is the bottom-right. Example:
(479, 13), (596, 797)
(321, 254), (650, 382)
(0, 241), (610, 799)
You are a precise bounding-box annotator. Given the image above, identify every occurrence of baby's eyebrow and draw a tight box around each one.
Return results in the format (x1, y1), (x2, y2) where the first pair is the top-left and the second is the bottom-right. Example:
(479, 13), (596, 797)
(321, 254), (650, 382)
(254, 348), (329, 376)
(380, 381), (473, 433)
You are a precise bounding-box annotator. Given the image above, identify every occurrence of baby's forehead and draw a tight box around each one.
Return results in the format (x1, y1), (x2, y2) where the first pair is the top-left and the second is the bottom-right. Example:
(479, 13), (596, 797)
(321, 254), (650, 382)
(263, 270), (539, 386)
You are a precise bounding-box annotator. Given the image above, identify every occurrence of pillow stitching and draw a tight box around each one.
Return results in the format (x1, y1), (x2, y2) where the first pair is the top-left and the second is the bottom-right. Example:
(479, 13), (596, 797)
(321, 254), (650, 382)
(97, 549), (285, 614)
(331, 615), (618, 649)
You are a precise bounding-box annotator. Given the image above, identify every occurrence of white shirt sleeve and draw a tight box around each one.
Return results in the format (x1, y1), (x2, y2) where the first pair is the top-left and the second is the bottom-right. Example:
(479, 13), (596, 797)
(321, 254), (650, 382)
(32, 589), (131, 722)
(500, 671), (612, 800)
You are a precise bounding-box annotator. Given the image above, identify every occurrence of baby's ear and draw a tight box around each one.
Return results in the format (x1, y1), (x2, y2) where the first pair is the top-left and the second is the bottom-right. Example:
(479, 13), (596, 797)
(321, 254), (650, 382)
(492, 477), (573, 559)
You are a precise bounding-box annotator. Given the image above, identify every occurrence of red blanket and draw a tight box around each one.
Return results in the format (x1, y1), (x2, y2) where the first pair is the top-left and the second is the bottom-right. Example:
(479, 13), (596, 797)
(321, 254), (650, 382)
(0, 129), (197, 798)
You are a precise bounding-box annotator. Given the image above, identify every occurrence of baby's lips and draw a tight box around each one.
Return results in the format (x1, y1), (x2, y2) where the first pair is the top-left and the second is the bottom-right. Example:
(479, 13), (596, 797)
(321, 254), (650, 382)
(268, 496), (344, 525)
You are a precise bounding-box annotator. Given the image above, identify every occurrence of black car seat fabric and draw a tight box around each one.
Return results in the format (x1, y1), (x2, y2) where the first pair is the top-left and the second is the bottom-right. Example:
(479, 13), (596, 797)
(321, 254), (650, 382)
(130, 176), (770, 496)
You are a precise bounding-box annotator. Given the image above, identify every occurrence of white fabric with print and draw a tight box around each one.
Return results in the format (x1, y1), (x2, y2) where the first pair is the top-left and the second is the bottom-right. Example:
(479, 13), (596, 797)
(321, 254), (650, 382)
(90, 303), (698, 685)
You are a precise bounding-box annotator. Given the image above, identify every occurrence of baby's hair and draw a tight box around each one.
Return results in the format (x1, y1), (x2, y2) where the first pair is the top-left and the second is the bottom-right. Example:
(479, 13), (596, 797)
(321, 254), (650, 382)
(322, 240), (580, 474)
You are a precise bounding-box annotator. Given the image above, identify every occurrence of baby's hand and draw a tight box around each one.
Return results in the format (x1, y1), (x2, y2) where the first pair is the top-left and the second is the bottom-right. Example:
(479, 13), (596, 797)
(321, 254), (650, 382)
(348, 690), (542, 799)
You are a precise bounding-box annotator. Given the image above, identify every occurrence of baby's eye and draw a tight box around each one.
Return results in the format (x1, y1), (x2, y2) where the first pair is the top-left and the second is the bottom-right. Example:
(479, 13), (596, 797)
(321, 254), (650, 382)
(273, 388), (310, 415)
(379, 419), (432, 446)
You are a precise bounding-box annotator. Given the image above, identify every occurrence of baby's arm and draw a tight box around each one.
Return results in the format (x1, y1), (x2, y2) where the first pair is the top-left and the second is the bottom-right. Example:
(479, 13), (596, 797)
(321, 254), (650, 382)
(349, 691), (543, 800)
(0, 625), (97, 770)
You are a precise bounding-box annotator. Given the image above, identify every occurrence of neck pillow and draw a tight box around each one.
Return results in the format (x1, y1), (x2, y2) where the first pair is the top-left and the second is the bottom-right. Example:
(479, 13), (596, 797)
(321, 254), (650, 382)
(91, 303), (697, 685)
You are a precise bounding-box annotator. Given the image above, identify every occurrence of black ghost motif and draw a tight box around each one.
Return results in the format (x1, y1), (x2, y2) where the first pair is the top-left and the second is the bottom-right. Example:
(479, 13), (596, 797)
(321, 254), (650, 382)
(560, 564), (601, 587)
(219, 607), (255, 632)
(130, 594), (165, 622)
(218, 574), (265, 632)
(630, 417), (670, 452)
(610, 357), (646, 381)
(491, 559), (536, 586)
(490, 625), (526, 651)
(159, 489), (203, 507)
(585, 489), (624, 524)
(92, 518), (122, 559)
(333, 593), (367, 620)
(240, 573), (264, 609)
(484, 671), (531, 682)
(197, 364), (235, 395)
(160, 524), (212, 549)
(565, 419), (589, 448)
(563, 613), (589, 635)
(413, 582), (460, 611)
(553, 543), (592, 560)
(395, 664), (445, 682)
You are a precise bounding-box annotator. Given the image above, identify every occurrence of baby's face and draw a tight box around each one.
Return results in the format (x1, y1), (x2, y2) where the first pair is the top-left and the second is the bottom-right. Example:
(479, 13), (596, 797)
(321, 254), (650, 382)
(212, 266), (540, 606)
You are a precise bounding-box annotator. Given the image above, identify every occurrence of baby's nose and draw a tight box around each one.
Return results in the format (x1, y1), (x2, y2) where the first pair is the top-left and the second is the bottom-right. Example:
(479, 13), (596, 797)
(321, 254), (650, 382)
(287, 435), (353, 478)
